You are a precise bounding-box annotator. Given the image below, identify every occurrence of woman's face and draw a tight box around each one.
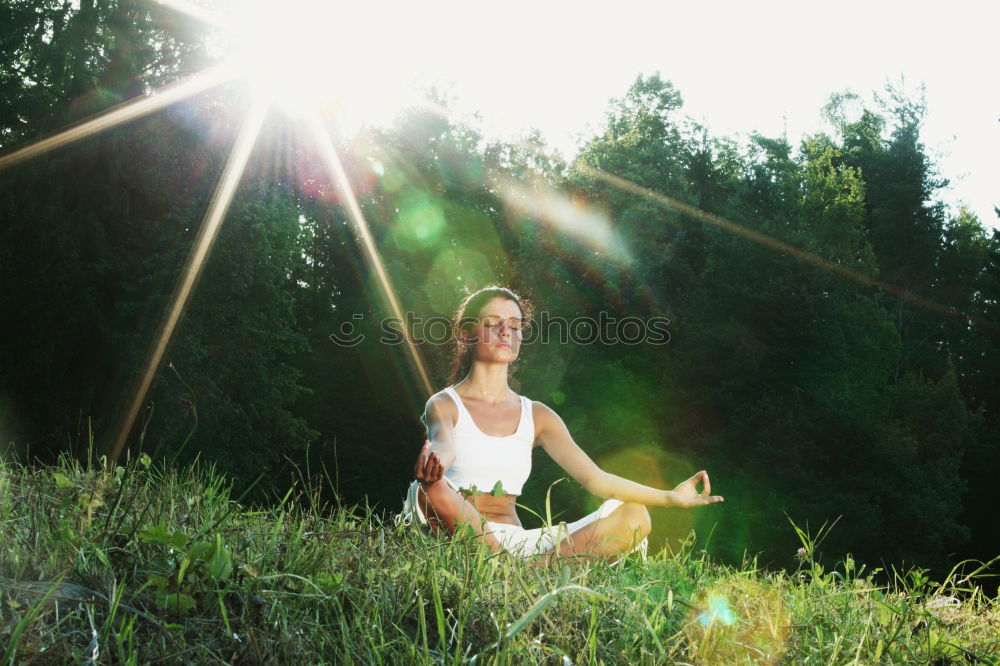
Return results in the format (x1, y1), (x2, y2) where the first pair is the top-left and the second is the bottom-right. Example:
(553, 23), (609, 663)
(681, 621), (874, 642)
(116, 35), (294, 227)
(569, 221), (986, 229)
(469, 296), (524, 363)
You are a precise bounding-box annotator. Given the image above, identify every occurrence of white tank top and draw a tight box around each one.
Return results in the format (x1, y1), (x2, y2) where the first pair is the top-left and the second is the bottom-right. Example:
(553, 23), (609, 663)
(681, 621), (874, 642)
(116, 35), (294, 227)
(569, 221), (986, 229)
(441, 386), (534, 496)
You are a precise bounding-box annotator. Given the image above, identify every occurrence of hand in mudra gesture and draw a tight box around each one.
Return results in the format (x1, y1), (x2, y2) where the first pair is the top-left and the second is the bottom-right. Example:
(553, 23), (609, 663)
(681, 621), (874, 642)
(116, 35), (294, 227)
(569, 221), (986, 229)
(670, 470), (724, 508)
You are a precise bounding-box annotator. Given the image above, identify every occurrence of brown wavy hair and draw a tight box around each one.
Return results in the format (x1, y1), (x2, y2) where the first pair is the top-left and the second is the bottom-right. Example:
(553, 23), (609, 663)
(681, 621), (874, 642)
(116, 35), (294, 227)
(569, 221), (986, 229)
(446, 285), (533, 389)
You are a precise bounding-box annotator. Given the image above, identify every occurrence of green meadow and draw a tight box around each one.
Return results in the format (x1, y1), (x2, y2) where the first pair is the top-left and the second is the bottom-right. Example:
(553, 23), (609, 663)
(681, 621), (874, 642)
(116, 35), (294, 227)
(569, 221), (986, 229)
(2, 454), (997, 665)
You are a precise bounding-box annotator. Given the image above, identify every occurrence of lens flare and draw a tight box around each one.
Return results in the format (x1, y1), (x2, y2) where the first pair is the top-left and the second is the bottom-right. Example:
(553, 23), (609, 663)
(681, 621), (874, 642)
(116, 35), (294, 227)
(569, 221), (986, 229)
(698, 594), (737, 627)
(684, 579), (789, 664)
(416, 196), (512, 314)
(392, 191), (447, 252)
(499, 177), (633, 265)
(426, 248), (496, 301)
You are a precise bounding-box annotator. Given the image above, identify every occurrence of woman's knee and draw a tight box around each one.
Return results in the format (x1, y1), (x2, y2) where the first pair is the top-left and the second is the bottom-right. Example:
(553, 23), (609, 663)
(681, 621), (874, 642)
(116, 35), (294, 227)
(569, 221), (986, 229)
(616, 502), (652, 539)
(417, 481), (452, 525)
(420, 479), (450, 505)
(418, 480), (477, 533)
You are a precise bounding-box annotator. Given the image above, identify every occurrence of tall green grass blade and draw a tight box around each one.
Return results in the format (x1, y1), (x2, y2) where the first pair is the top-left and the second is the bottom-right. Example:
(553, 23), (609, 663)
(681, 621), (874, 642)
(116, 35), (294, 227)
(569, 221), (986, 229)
(506, 584), (609, 639)
(2, 574), (65, 664)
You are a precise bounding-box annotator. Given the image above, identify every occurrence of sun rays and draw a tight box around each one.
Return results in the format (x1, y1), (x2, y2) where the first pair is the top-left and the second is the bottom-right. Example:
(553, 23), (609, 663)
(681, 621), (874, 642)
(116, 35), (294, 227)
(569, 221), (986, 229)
(0, 0), (437, 465)
(109, 93), (271, 464)
(0, 0), (989, 468)
(303, 109), (437, 397)
(0, 65), (234, 171)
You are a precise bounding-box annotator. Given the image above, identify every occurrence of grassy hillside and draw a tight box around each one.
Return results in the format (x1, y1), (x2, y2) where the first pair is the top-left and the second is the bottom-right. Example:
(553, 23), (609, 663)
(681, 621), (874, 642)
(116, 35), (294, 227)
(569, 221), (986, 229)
(1, 455), (997, 664)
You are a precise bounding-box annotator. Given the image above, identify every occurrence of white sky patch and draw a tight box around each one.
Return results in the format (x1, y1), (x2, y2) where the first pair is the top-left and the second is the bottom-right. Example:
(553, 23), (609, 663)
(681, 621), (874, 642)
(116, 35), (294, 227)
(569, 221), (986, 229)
(205, 0), (997, 229)
(390, 0), (997, 229)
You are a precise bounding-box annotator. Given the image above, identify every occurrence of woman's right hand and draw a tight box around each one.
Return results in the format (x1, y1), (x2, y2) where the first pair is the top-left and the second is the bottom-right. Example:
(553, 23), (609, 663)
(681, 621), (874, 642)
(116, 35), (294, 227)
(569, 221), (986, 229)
(667, 469), (724, 508)
(414, 439), (443, 487)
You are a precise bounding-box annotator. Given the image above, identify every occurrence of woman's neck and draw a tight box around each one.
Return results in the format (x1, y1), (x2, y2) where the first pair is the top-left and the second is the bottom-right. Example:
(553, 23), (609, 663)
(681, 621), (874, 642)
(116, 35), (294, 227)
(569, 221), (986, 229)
(458, 364), (514, 403)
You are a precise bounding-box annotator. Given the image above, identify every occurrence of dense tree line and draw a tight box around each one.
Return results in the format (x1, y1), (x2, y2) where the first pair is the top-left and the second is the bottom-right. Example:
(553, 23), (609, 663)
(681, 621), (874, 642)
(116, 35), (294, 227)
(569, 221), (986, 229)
(2, 1), (997, 574)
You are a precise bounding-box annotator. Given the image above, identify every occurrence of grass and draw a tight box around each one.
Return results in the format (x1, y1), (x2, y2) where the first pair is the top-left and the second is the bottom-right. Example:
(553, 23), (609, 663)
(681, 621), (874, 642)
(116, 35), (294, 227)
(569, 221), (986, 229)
(1, 452), (998, 664)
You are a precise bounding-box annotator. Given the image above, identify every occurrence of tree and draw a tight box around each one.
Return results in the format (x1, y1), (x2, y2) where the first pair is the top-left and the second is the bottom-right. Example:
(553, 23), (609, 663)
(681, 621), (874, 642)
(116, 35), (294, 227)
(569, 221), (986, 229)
(0, 2), (314, 495)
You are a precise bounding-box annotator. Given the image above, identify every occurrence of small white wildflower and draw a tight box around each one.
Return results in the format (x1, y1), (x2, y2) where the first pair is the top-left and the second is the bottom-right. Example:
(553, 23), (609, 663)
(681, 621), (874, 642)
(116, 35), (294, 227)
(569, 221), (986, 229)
(926, 595), (961, 621)
(926, 596), (960, 609)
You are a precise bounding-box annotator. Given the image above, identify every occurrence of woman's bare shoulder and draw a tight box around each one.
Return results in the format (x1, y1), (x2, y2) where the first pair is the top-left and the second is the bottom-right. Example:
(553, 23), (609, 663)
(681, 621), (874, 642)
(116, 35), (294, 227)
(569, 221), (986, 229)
(529, 400), (560, 438)
(529, 399), (558, 418)
(424, 390), (458, 427)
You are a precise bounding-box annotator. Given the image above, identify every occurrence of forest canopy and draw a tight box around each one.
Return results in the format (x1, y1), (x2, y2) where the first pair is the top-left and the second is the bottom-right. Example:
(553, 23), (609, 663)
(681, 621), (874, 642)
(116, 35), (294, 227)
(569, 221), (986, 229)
(1, 0), (998, 576)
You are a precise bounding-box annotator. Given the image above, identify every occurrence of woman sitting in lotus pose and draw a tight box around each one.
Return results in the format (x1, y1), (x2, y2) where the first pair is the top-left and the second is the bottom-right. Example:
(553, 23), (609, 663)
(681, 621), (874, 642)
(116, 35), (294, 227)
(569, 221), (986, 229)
(401, 286), (723, 563)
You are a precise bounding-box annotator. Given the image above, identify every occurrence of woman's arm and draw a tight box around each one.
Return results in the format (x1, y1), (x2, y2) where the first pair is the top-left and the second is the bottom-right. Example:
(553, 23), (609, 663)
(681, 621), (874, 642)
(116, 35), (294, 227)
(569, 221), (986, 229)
(535, 402), (723, 508)
(414, 393), (458, 485)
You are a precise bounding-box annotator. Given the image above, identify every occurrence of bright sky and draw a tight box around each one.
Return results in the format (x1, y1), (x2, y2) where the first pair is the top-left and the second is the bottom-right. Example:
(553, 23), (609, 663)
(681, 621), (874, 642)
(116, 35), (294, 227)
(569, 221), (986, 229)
(346, 0), (997, 230)
(222, 0), (997, 230)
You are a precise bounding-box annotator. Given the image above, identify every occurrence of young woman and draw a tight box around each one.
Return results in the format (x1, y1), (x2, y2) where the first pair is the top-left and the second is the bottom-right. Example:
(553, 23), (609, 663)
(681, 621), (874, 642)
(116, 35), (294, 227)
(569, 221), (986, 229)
(400, 286), (723, 564)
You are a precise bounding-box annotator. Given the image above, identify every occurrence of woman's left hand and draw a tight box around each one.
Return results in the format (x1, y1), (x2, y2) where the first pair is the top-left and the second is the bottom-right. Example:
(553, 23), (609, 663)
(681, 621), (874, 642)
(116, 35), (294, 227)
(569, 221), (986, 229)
(667, 470), (724, 508)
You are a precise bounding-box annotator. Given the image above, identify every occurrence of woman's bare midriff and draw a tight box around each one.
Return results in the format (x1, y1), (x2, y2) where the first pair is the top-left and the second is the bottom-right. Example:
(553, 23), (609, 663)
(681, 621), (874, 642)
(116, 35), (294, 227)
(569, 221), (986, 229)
(462, 492), (520, 527)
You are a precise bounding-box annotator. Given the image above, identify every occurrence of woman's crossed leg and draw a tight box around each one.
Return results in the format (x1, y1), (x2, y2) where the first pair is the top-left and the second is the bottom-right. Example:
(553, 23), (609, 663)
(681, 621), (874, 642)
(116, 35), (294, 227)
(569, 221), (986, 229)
(419, 479), (650, 565)
(416, 478), (503, 552)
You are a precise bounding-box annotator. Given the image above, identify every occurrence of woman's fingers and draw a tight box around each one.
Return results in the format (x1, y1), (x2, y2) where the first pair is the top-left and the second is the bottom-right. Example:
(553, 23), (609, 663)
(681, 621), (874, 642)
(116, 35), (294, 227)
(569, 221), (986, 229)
(670, 468), (723, 507)
(415, 440), (432, 480)
(700, 470), (712, 497)
(682, 470), (712, 497)
(418, 447), (443, 485)
(684, 494), (724, 507)
(680, 470), (704, 490)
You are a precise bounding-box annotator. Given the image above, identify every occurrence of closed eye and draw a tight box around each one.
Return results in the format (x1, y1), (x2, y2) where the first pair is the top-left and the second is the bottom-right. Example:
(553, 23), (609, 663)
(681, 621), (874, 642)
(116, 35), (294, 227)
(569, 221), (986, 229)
(484, 318), (522, 330)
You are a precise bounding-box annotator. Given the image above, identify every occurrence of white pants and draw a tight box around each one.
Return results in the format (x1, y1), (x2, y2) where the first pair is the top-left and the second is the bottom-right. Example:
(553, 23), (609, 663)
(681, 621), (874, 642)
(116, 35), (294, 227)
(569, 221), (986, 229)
(396, 479), (648, 561)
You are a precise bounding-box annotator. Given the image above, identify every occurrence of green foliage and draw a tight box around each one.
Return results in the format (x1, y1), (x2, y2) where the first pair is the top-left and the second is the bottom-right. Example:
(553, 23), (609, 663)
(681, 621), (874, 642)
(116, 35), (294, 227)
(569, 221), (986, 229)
(1, 1), (996, 581)
(2, 457), (998, 663)
(0, 1), (314, 490)
(458, 481), (510, 497)
(542, 74), (983, 572)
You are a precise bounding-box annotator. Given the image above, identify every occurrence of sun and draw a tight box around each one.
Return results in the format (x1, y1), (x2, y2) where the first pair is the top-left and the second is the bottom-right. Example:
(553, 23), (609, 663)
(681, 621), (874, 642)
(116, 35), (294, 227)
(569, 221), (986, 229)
(5, 0), (439, 464)
(225, 0), (417, 129)
(152, 0), (418, 130)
